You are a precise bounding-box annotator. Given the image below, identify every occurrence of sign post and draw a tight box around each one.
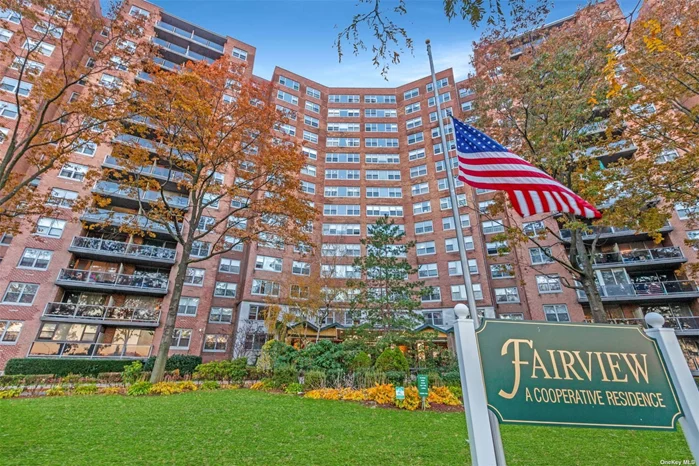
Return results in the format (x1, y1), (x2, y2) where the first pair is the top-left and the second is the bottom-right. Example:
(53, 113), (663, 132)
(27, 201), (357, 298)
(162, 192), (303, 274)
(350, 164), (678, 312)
(417, 374), (429, 410)
(396, 386), (405, 401)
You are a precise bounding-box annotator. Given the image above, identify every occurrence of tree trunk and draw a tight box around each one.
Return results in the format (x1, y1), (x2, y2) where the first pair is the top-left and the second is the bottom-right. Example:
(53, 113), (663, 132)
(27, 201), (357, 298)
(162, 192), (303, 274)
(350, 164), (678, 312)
(150, 242), (192, 383)
(574, 230), (608, 323)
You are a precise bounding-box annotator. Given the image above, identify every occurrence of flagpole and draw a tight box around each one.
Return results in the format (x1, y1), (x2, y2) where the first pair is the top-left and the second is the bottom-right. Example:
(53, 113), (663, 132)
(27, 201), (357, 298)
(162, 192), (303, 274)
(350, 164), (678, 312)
(425, 40), (479, 327)
(427, 39), (507, 466)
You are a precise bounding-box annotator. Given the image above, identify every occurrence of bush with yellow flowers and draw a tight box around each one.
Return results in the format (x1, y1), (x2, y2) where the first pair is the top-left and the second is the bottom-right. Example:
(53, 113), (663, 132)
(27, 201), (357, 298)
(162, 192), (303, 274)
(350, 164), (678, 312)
(427, 386), (462, 406)
(395, 386), (425, 411)
(177, 381), (198, 392)
(149, 382), (183, 396)
(339, 388), (366, 401)
(366, 383), (395, 405)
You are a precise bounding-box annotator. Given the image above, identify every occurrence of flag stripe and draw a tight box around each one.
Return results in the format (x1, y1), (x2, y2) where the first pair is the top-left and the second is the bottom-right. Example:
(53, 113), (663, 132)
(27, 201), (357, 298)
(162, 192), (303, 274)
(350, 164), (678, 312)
(451, 117), (601, 219)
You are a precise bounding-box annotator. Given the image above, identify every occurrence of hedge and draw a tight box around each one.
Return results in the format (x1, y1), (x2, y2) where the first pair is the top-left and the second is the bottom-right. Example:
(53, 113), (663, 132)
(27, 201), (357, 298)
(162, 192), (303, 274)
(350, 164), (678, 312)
(143, 355), (201, 375)
(4, 359), (136, 377)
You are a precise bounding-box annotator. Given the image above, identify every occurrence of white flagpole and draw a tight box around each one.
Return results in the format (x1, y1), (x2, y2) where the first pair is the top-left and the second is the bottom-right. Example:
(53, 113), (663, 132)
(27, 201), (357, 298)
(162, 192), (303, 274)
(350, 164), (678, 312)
(427, 39), (507, 466)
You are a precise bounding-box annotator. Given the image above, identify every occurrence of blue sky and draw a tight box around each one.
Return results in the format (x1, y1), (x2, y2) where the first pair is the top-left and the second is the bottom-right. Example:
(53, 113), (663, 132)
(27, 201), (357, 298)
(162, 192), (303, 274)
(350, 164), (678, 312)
(109, 0), (640, 87)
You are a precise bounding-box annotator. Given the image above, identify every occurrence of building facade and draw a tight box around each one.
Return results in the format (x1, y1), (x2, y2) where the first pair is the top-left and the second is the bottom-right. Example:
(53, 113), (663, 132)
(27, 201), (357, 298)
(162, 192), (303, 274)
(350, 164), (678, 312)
(0, 0), (696, 374)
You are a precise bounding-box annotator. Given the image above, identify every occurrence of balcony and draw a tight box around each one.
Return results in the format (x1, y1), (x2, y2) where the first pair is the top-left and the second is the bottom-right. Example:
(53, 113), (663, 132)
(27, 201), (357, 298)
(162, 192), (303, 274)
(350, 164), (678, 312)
(28, 341), (152, 359)
(42, 302), (160, 327)
(68, 236), (176, 266)
(589, 247), (686, 271)
(579, 119), (609, 136)
(56, 268), (169, 296)
(577, 280), (699, 304)
(113, 134), (194, 162)
(583, 139), (637, 163)
(154, 19), (225, 54)
(584, 316), (699, 336)
(93, 180), (189, 210)
(103, 155), (191, 191)
(80, 208), (174, 236)
(560, 223), (673, 243)
(153, 56), (181, 72)
(152, 37), (216, 65)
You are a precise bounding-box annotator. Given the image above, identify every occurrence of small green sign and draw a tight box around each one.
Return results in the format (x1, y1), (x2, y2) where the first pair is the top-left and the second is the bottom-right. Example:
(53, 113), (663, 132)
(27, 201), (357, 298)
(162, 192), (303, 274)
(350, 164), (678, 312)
(476, 319), (682, 430)
(417, 374), (429, 397)
(396, 386), (405, 400)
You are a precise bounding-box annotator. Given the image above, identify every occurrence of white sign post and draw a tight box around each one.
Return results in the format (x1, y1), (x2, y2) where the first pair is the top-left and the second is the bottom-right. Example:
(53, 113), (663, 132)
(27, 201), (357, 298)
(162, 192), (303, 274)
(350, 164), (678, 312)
(645, 312), (699, 461)
(453, 303), (498, 465)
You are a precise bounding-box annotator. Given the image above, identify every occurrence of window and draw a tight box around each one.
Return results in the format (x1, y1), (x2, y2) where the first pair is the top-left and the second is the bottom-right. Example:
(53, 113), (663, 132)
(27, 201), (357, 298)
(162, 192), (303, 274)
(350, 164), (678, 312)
(428, 92), (451, 107)
(536, 275), (562, 293)
(2, 282), (38, 304)
(33, 21), (63, 38)
(411, 182), (429, 196)
(248, 305), (268, 320)
(177, 297), (199, 316)
(365, 95), (396, 104)
(365, 138), (399, 148)
(290, 285), (310, 299)
(422, 287), (442, 302)
(73, 140), (97, 156)
(410, 165), (427, 178)
(433, 141), (456, 155)
(416, 241), (436, 256)
(219, 258), (240, 274)
(322, 264), (360, 279)
(302, 131), (318, 144)
(486, 241), (508, 256)
(0, 321), (22, 343)
(407, 132), (424, 145)
(688, 230), (699, 250)
(327, 137), (360, 147)
(129, 5), (150, 17)
(251, 279), (280, 296)
(461, 101), (473, 112)
(10, 57), (44, 76)
(366, 170), (400, 180)
(184, 268), (205, 286)
(445, 236), (474, 252)
(292, 261), (311, 275)
(365, 109), (397, 118)
(435, 158), (458, 172)
(429, 108), (452, 122)
(329, 108), (360, 117)
(321, 244), (360, 257)
(440, 195), (467, 210)
(452, 284), (483, 301)
(47, 188), (78, 208)
(305, 101), (320, 113)
(404, 88), (419, 99)
(278, 75), (300, 91)
(426, 77), (449, 92)
(490, 264), (514, 279)
(544, 304), (570, 322)
(322, 223), (361, 236)
(366, 187), (401, 198)
(326, 153), (360, 163)
(255, 255), (283, 272)
(203, 334), (228, 352)
(300, 180), (315, 194)
(0, 77), (33, 97)
(214, 282), (237, 298)
(189, 241), (210, 258)
(405, 102), (421, 114)
(329, 94), (360, 103)
(245, 333), (270, 351)
(304, 115), (320, 128)
(325, 186), (360, 198)
(366, 205), (403, 217)
(479, 200), (495, 214)
(495, 287), (520, 303)
(523, 221), (546, 237)
(418, 263), (439, 279)
(656, 149), (679, 164)
(406, 117), (422, 130)
(675, 203), (699, 220)
(35, 217), (66, 238)
(431, 125), (453, 139)
(365, 154), (400, 164)
(482, 220), (505, 235)
(0, 9), (21, 23)
(306, 87), (321, 99)
(23, 39), (55, 57)
(459, 87), (474, 98)
(171, 329), (191, 349)
(0, 27), (12, 43)
(232, 48), (248, 61)
(276, 90), (298, 105)
(414, 220), (434, 235)
(0, 101), (18, 119)
(424, 311), (443, 326)
(323, 204), (360, 216)
(408, 148), (426, 161)
(442, 215), (470, 230)
(209, 307), (233, 324)
(18, 248), (52, 270)
(302, 147), (317, 160)
(302, 164), (318, 178)
(530, 247), (553, 265)
(99, 73), (122, 89)
(364, 123), (397, 132)
(448, 259), (478, 276)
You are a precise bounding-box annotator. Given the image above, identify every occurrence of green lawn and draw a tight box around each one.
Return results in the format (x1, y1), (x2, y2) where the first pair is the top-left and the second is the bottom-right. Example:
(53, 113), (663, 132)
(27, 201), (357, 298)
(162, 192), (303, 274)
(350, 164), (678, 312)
(0, 389), (691, 465)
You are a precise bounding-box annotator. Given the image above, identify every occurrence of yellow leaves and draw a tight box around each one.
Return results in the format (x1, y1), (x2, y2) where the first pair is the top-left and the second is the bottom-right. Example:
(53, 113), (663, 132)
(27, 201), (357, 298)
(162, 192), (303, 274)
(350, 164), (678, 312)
(587, 96), (598, 106)
(643, 35), (667, 53)
(673, 25), (682, 37)
(643, 19), (662, 36)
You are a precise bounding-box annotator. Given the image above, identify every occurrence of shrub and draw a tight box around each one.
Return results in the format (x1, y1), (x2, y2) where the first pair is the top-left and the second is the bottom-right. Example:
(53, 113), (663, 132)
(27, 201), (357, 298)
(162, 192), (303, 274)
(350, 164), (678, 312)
(396, 386), (424, 411)
(271, 366), (298, 389)
(177, 381), (197, 392)
(428, 386), (462, 406)
(143, 355), (202, 375)
(149, 382), (183, 396)
(98, 387), (125, 395)
(246, 366), (262, 380)
(447, 385), (462, 400)
(194, 359), (247, 383)
(374, 348), (409, 373)
(164, 369), (181, 381)
(4, 358), (135, 377)
(200, 381), (220, 391)
(303, 370), (326, 390)
(46, 386), (65, 397)
(62, 373), (82, 384)
(285, 382), (303, 394)
(122, 361), (144, 385)
(127, 381), (152, 396)
(441, 371), (461, 386)
(294, 340), (345, 372)
(339, 388), (366, 401)
(427, 371), (443, 387)
(355, 370), (386, 389)
(0, 375), (24, 387)
(222, 383), (240, 390)
(350, 351), (372, 371)
(73, 384), (98, 395)
(304, 388), (340, 400)
(97, 372), (123, 384)
(250, 380), (272, 391)
(384, 371), (406, 386)
(0, 388), (22, 399)
(256, 340), (296, 373)
(366, 383), (395, 405)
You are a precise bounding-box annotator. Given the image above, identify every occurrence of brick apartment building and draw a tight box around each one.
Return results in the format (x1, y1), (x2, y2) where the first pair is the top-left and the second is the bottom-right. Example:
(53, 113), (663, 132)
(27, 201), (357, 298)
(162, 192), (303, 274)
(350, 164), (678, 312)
(0, 0), (697, 374)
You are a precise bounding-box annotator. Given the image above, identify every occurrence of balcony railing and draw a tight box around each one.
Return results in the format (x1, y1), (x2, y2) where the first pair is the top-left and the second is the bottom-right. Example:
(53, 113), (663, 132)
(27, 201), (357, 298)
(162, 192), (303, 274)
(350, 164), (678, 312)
(152, 37), (215, 65)
(577, 280), (699, 301)
(579, 119), (609, 135)
(56, 268), (169, 294)
(93, 180), (189, 209)
(113, 134), (194, 162)
(43, 302), (160, 324)
(583, 316), (699, 333)
(153, 56), (181, 72)
(590, 247), (684, 266)
(560, 223), (672, 241)
(69, 236), (176, 263)
(103, 155), (191, 186)
(80, 209), (173, 235)
(584, 139), (637, 158)
(155, 20), (225, 53)
(28, 341), (152, 359)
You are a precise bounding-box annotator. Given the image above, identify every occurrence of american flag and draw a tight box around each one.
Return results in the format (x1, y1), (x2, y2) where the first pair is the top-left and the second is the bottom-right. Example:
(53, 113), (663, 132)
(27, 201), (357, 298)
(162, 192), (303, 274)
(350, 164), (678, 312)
(451, 117), (601, 219)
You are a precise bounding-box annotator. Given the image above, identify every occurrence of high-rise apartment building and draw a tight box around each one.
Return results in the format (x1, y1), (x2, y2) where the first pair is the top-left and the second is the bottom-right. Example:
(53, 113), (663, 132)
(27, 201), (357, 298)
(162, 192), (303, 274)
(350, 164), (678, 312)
(0, 0), (696, 375)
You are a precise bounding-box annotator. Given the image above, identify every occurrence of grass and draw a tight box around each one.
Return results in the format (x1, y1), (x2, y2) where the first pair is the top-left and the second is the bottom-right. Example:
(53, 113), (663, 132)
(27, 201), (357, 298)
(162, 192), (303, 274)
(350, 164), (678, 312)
(0, 389), (691, 465)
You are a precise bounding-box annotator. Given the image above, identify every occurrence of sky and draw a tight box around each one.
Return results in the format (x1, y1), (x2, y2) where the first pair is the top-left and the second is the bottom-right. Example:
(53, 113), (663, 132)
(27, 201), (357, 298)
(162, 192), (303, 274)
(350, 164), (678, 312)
(103, 0), (641, 87)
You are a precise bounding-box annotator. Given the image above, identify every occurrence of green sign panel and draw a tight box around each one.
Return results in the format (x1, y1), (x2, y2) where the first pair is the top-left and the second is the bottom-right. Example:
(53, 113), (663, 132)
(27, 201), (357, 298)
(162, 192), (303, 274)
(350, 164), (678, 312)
(476, 319), (682, 430)
(396, 386), (405, 400)
(417, 374), (429, 397)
